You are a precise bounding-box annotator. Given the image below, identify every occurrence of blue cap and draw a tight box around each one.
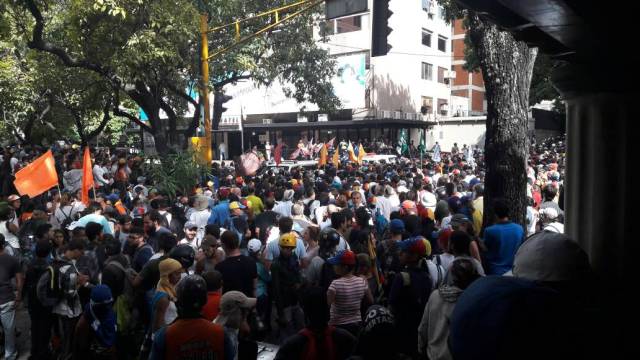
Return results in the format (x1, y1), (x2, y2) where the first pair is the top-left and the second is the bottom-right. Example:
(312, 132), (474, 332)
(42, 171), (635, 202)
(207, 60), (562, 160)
(390, 219), (405, 234)
(90, 284), (113, 305)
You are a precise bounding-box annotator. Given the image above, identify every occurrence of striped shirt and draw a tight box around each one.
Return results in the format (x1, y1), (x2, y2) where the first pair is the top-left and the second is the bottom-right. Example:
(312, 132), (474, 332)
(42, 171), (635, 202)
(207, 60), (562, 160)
(329, 275), (368, 325)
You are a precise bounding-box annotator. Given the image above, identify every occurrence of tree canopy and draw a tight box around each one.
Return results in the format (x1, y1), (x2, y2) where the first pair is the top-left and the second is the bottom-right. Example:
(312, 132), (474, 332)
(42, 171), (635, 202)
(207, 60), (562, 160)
(5, 0), (339, 153)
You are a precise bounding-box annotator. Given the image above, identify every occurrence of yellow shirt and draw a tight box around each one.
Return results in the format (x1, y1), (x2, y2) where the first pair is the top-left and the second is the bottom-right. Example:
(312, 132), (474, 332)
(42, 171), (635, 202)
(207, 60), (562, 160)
(246, 195), (264, 215)
(472, 209), (483, 237)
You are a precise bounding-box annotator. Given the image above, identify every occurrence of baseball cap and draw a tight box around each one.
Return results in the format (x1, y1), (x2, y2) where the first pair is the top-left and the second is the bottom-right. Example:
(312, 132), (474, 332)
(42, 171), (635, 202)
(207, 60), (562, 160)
(219, 291), (257, 314)
(401, 200), (416, 211)
(398, 236), (432, 257)
(247, 239), (262, 253)
(7, 195), (20, 202)
(512, 232), (591, 282)
(389, 219), (405, 234)
(327, 250), (356, 266)
(229, 201), (246, 210)
(183, 221), (198, 230)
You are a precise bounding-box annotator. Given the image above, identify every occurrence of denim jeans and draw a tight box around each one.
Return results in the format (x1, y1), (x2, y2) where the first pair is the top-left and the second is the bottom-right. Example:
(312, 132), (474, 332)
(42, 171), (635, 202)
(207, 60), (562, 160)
(0, 301), (17, 360)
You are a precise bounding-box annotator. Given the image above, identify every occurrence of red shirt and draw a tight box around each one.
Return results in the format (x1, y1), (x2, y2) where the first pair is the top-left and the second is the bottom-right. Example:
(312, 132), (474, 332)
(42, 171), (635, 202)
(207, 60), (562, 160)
(201, 291), (221, 321)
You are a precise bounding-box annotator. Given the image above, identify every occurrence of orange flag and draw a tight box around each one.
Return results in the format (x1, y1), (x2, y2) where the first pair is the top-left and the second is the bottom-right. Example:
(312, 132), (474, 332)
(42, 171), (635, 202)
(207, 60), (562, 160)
(358, 143), (366, 164)
(318, 144), (328, 167)
(332, 148), (340, 168)
(81, 147), (95, 205)
(13, 150), (58, 198)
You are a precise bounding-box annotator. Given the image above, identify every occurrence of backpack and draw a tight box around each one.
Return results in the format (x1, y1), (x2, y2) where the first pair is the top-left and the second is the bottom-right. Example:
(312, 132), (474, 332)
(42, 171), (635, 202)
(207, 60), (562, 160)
(319, 260), (337, 292)
(374, 208), (389, 237)
(36, 260), (66, 308)
(59, 205), (76, 230)
(300, 326), (336, 360)
(104, 260), (139, 334)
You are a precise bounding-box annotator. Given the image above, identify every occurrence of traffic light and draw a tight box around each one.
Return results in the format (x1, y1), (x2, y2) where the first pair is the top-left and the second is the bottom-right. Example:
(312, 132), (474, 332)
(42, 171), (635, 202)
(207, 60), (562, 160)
(371, 0), (393, 57)
(212, 91), (233, 130)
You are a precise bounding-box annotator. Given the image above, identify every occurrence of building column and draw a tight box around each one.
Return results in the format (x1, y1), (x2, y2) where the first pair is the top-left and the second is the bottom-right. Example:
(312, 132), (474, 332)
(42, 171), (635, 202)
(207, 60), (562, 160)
(553, 64), (632, 287)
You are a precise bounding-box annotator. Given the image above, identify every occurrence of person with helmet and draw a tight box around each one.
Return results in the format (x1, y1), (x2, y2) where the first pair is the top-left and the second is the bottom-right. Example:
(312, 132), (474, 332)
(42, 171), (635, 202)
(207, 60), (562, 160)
(73, 284), (118, 359)
(150, 275), (235, 360)
(271, 233), (305, 342)
(388, 237), (434, 359)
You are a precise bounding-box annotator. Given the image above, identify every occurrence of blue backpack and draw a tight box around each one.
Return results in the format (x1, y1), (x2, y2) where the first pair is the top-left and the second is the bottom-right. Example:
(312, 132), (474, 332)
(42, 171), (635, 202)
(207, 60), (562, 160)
(375, 208), (389, 237)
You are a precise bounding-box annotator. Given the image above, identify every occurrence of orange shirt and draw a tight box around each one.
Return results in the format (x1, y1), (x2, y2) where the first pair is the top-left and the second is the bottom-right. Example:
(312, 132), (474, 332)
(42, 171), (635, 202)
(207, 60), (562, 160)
(201, 291), (222, 321)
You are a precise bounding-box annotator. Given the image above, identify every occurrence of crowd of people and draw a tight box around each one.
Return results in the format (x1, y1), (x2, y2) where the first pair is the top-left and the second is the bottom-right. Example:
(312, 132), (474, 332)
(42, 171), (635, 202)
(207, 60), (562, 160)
(0, 134), (604, 360)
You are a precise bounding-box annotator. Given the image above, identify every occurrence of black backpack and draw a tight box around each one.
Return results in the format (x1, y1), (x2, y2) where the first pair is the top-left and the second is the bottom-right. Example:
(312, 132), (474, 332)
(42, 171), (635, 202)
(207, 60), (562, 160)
(319, 260), (337, 292)
(36, 260), (66, 308)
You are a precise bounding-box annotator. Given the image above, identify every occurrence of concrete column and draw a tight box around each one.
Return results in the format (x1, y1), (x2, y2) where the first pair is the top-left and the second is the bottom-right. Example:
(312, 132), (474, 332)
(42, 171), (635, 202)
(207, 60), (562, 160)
(554, 64), (633, 287)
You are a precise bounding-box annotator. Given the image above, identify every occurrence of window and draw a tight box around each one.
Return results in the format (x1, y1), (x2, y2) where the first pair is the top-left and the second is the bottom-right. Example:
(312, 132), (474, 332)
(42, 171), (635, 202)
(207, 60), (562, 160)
(320, 21), (335, 35)
(438, 35), (447, 52)
(421, 96), (433, 114)
(437, 66), (447, 83)
(421, 62), (433, 81)
(438, 98), (449, 115)
(321, 15), (363, 35)
(336, 15), (362, 34)
(422, 29), (432, 47)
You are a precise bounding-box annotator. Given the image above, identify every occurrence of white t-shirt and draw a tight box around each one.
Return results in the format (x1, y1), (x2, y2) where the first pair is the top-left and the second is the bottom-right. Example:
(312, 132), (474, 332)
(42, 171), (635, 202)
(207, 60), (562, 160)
(189, 209), (211, 243)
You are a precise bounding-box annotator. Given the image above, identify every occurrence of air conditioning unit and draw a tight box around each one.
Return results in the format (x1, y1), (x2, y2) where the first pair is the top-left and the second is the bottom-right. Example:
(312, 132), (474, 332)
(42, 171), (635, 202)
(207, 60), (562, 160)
(393, 111), (403, 119)
(262, 118), (272, 124)
(318, 113), (328, 122)
(297, 115), (308, 123)
(382, 110), (393, 119)
(445, 70), (457, 79)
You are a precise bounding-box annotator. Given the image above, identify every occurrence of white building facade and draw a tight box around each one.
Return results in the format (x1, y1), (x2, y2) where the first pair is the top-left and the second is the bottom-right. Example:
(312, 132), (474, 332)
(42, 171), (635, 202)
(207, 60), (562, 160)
(218, 0), (453, 156)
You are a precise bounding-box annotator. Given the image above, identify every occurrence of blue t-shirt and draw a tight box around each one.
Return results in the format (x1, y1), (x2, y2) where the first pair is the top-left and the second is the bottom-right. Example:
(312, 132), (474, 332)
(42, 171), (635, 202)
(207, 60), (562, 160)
(208, 200), (230, 226)
(483, 222), (524, 275)
(75, 214), (114, 235)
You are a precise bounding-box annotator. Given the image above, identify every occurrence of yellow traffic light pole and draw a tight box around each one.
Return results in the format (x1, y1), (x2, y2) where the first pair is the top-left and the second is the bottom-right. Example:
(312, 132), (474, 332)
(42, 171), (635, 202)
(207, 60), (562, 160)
(200, 14), (212, 165)
(199, 0), (322, 165)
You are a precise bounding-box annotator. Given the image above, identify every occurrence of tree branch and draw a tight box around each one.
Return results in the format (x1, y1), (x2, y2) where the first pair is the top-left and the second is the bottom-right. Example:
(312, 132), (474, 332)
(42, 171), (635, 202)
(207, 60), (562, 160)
(86, 101), (112, 141)
(165, 82), (198, 106)
(112, 90), (153, 133)
(23, 0), (109, 77)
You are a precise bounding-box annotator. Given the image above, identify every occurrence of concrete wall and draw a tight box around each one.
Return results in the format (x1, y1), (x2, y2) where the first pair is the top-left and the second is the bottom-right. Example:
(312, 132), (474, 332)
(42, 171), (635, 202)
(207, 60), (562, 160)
(426, 117), (486, 150)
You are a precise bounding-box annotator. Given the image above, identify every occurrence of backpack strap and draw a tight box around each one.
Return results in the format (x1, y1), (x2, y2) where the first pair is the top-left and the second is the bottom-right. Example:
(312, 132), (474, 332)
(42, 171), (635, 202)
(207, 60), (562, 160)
(400, 272), (411, 287)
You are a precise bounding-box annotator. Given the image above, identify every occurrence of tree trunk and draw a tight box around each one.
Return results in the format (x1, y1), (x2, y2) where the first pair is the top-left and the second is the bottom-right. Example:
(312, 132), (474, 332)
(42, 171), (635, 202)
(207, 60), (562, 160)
(466, 14), (537, 230)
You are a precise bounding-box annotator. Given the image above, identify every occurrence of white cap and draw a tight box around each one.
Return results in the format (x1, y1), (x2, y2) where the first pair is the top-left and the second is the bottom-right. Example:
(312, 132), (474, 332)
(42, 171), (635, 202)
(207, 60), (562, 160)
(247, 239), (262, 253)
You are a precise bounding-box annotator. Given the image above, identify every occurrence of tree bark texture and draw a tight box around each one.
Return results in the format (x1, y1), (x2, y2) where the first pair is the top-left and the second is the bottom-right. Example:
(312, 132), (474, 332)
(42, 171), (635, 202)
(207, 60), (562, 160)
(466, 14), (537, 230)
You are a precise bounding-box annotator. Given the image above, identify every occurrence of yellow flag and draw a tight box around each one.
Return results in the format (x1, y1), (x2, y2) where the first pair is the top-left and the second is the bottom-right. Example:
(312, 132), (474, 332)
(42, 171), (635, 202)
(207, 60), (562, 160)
(332, 148), (340, 168)
(358, 143), (366, 164)
(318, 144), (328, 167)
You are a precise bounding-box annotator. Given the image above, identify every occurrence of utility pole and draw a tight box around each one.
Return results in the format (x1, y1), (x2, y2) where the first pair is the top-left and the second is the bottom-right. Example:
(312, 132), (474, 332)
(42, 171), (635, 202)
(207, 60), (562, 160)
(200, 14), (212, 165)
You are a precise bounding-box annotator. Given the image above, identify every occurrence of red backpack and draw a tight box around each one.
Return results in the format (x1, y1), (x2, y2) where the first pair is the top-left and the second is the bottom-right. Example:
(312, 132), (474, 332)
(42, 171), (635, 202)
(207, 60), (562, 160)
(300, 326), (336, 360)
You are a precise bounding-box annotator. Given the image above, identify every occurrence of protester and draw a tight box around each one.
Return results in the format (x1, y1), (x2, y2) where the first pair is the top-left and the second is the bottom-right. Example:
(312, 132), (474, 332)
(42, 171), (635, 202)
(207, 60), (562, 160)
(482, 199), (525, 275)
(151, 275), (234, 360)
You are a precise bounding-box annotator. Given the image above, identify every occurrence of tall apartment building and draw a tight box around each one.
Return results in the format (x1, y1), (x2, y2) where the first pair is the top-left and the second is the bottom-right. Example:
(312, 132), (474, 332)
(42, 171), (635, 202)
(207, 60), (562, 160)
(450, 18), (486, 116)
(218, 0), (454, 155)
